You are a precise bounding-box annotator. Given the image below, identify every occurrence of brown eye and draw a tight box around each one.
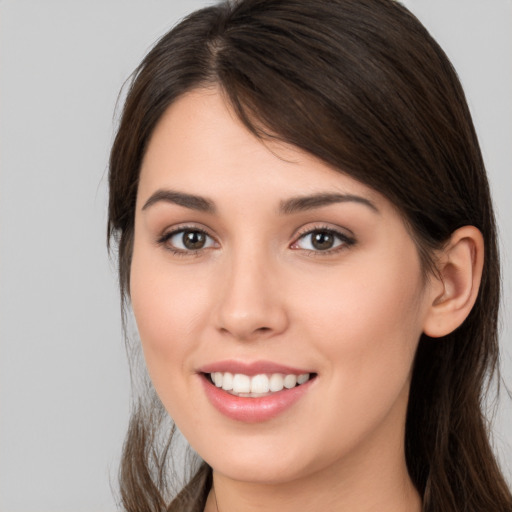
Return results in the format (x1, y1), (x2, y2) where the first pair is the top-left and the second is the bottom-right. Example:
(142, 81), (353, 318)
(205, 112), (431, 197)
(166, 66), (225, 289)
(182, 230), (206, 249)
(293, 228), (354, 253)
(311, 231), (335, 250)
(162, 228), (216, 252)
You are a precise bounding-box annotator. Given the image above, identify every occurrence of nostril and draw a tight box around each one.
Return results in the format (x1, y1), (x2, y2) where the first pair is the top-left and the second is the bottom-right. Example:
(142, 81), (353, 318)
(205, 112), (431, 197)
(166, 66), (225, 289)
(218, 324), (274, 340)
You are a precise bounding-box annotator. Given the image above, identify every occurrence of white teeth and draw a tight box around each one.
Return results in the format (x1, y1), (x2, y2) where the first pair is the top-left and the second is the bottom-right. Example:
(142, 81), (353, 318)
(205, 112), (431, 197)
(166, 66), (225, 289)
(209, 371), (312, 396)
(269, 373), (284, 392)
(251, 374), (269, 394)
(283, 374), (297, 389)
(297, 373), (309, 385)
(213, 372), (223, 387)
(221, 372), (233, 391)
(232, 374), (251, 393)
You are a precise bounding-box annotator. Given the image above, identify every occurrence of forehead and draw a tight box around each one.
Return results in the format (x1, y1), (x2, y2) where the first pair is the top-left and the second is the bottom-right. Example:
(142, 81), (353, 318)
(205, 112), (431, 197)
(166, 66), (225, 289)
(138, 88), (383, 210)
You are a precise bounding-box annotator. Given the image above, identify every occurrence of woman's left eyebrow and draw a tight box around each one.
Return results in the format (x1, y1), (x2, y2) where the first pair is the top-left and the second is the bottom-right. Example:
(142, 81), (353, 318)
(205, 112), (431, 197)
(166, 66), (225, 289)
(279, 193), (379, 215)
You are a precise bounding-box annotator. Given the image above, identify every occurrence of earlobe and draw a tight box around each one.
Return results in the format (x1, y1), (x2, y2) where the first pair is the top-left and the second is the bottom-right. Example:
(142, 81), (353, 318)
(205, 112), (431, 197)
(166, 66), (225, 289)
(423, 226), (484, 338)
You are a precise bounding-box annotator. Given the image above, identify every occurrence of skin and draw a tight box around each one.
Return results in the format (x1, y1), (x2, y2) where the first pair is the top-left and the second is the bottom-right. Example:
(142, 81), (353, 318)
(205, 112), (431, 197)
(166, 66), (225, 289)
(130, 88), (482, 512)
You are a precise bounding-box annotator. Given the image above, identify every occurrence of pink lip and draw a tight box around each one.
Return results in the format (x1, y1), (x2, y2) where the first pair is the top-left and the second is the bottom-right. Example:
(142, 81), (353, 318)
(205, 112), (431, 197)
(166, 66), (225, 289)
(199, 370), (316, 424)
(199, 360), (312, 376)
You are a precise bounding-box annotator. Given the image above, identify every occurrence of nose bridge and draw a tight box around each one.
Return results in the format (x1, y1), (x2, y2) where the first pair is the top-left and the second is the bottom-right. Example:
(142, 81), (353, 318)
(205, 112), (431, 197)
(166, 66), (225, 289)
(215, 241), (288, 340)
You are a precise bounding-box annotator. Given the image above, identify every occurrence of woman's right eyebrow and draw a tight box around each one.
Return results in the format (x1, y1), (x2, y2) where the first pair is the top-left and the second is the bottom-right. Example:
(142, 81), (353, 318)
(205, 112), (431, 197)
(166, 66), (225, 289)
(141, 189), (216, 213)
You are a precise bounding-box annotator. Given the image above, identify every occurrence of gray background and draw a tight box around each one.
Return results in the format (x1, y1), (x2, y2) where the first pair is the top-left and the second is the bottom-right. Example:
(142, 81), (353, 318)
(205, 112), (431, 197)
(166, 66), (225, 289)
(0, 1), (510, 511)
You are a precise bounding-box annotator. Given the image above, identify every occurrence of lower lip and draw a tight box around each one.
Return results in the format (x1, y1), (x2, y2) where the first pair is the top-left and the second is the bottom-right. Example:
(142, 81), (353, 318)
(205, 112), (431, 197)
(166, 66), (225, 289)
(200, 374), (315, 423)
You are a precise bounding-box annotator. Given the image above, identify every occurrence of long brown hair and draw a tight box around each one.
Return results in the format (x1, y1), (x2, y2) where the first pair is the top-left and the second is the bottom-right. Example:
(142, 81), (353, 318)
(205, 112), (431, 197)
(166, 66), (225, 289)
(108, 0), (512, 510)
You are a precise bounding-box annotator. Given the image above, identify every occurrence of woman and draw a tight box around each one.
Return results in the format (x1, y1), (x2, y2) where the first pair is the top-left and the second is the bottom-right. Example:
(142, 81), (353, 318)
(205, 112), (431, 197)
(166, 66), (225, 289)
(108, 0), (512, 510)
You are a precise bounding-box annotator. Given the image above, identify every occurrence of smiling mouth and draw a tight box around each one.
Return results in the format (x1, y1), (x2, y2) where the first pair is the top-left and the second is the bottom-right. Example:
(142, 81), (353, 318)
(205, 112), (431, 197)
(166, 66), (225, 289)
(205, 372), (316, 398)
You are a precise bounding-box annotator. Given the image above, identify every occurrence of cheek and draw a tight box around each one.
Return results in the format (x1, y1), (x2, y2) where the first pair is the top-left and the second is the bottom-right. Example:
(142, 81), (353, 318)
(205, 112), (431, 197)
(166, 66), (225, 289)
(129, 257), (216, 429)
(294, 247), (425, 398)
(281, 254), (425, 460)
(129, 246), (211, 379)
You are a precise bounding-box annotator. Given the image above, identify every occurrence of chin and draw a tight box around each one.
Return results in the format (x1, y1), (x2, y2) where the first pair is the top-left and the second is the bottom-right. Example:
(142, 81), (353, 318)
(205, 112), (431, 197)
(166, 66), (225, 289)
(208, 455), (309, 485)
(191, 430), (330, 486)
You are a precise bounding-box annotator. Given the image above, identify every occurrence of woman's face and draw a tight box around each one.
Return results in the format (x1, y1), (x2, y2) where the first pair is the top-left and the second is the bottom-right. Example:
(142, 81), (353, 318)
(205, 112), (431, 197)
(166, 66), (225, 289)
(131, 88), (434, 484)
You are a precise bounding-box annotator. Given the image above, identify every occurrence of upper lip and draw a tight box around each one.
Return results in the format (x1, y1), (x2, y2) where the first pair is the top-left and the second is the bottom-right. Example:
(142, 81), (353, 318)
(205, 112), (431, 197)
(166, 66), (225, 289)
(198, 360), (313, 376)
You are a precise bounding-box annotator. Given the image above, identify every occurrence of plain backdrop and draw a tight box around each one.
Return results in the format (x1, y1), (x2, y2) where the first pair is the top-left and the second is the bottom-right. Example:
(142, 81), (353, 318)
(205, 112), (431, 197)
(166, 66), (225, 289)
(0, 1), (510, 511)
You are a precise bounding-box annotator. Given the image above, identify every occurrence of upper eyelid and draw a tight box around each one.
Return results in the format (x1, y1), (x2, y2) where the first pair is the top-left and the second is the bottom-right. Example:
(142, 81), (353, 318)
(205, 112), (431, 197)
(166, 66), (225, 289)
(293, 223), (355, 240)
(160, 223), (216, 239)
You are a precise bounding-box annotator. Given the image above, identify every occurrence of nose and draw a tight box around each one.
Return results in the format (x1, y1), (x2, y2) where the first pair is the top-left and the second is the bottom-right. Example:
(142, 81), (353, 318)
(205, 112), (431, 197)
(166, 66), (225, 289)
(214, 250), (289, 341)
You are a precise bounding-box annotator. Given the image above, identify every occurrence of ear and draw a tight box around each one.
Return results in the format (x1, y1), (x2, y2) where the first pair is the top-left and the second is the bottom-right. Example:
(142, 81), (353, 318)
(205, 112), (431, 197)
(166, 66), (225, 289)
(423, 226), (484, 338)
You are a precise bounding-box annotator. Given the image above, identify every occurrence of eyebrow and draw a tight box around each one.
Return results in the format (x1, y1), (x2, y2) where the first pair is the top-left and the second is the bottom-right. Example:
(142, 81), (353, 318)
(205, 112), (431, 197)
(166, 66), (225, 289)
(142, 189), (216, 213)
(279, 193), (379, 215)
(141, 189), (378, 215)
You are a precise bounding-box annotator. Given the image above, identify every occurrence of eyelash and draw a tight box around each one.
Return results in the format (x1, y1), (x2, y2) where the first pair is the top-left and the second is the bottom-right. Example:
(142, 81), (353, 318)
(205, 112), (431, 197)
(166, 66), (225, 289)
(156, 225), (356, 257)
(291, 225), (356, 256)
(156, 226), (217, 257)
